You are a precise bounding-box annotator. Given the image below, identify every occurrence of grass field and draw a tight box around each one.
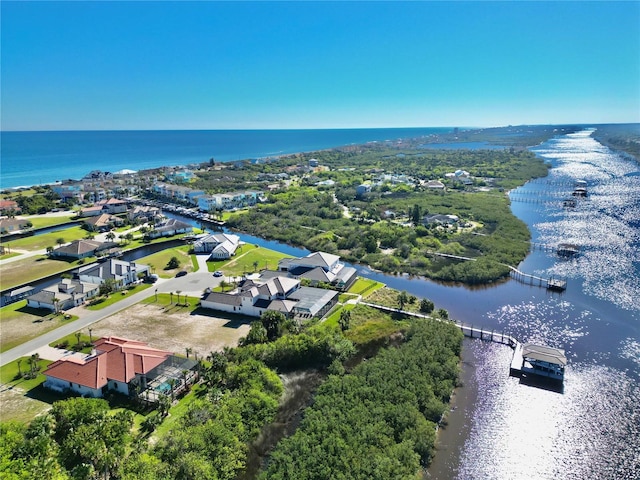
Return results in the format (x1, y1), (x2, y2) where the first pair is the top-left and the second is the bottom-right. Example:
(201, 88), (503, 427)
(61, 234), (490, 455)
(344, 304), (410, 345)
(0, 255), (85, 291)
(85, 283), (153, 311)
(135, 245), (195, 278)
(0, 357), (56, 424)
(4, 225), (88, 252)
(206, 244), (292, 275)
(24, 214), (76, 229)
(0, 301), (79, 353)
(347, 278), (385, 297)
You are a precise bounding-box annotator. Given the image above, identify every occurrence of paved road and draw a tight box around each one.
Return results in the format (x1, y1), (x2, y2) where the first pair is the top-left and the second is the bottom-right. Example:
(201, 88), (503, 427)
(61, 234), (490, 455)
(0, 269), (223, 367)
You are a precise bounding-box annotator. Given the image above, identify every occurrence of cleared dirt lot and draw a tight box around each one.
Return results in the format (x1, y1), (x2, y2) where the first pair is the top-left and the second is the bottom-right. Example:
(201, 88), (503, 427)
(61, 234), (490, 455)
(88, 301), (252, 358)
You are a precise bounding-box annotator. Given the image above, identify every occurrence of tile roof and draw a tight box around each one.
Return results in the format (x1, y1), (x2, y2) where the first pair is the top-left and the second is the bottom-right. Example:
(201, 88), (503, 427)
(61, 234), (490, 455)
(44, 336), (171, 389)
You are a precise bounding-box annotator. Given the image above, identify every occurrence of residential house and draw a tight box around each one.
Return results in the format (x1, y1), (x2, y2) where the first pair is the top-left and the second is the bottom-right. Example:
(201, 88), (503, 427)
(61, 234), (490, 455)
(356, 184), (372, 197)
(26, 279), (100, 311)
(200, 274), (338, 320)
(0, 218), (31, 234)
(50, 239), (114, 260)
(52, 183), (85, 203)
(83, 213), (124, 232)
(278, 251), (357, 291)
(1, 286), (35, 307)
(42, 336), (172, 398)
(76, 259), (150, 289)
(193, 233), (240, 256)
(128, 205), (162, 224)
(96, 198), (128, 214)
(425, 180), (445, 190)
(423, 214), (459, 225)
(148, 218), (192, 238)
(0, 200), (21, 215)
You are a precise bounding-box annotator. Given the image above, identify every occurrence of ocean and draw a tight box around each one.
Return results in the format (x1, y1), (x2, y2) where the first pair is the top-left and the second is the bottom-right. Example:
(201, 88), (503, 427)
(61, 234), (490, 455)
(0, 128), (451, 189)
(2, 127), (639, 478)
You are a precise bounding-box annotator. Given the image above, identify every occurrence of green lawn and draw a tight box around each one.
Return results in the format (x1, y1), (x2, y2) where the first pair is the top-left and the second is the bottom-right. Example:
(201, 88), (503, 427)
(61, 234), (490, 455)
(135, 245), (195, 278)
(0, 357), (56, 424)
(347, 277), (385, 297)
(85, 283), (153, 311)
(0, 255), (89, 291)
(0, 301), (79, 353)
(206, 244), (292, 276)
(49, 333), (94, 352)
(4, 225), (88, 252)
(24, 214), (76, 229)
(0, 252), (21, 260)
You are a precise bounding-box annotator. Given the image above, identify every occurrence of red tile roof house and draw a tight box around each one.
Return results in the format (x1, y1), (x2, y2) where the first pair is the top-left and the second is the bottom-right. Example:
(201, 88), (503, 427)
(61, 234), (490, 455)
(43, 337), (172, 398)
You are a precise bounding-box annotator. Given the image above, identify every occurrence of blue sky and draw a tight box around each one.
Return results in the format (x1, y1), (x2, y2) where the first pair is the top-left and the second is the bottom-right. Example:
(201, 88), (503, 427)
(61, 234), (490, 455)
(1, 1), (638, 130)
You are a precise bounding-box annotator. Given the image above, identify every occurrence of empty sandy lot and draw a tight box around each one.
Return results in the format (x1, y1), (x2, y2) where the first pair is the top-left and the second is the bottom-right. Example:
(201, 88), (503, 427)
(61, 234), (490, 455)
(88, 301), (252, 358)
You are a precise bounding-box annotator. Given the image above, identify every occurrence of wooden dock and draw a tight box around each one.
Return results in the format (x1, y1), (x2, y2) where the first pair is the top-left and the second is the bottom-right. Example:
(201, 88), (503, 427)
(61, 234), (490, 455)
(509, 267), (566, 291)
(359, 302), (551, 380)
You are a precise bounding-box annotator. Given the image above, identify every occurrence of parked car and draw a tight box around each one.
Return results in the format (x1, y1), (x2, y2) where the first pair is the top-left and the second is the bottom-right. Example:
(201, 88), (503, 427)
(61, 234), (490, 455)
(176, 270), (188, 277)
(213, 271), (223, 277)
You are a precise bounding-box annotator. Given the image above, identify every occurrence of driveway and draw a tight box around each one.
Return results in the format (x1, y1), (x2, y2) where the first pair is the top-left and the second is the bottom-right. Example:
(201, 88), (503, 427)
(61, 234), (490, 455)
(0, 270), (225, 367)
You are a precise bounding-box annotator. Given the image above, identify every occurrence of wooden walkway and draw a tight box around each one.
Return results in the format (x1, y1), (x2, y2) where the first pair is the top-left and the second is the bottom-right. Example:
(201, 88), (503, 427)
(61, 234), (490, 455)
(361, 302), (518, 349)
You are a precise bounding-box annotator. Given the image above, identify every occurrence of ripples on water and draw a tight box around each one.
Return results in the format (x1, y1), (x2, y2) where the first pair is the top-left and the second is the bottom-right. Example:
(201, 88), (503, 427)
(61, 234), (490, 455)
(452, 130), (640, 479)
(457, 343), (640, 480)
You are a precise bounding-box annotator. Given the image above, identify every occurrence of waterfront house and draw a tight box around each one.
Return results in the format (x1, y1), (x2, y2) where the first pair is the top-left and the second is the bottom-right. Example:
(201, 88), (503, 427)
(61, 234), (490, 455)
(50, 239), (114, 260)
(277, 251), (357, 290)
(1, 286), (35, 306)
(26, 279), (100, 311)
(147, 218), (192, 238)
(83, 213), (124, 232)
(128, 205), (162, 224)
(76, 259), (150, 288)
(95, 198), (128, 214)
(200, 274), (338, 320)
(193, 233), (240, 254)
(43, 336), (172, 398)
(0, 218), (31, 234)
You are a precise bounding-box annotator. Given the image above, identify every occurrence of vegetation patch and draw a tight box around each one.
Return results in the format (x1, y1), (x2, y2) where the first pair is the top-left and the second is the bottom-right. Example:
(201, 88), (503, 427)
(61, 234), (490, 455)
(0, 301), (77, 353)
(84, 283), (153, 310)
(261, 318), (462, 478)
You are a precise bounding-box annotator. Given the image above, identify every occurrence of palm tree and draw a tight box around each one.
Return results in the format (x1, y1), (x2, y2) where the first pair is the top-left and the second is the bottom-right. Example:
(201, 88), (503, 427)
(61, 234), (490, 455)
(105, 231), (116, 242)
(75, 332), (82, 348)
(397, 291), (409, 311)
(185, 347), (192, 359)
(52, 297), (60, 314)
(56, 237), (65, 246)
(17, 359), (23, 378)
(253, 260), (259, 272)
(176, 290), (182, 305)
(167, 378), (177, 401)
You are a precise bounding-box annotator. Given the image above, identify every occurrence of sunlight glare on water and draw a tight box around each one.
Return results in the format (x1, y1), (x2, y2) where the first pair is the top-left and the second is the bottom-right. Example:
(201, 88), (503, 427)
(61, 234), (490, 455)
(453, 130), (640, 480)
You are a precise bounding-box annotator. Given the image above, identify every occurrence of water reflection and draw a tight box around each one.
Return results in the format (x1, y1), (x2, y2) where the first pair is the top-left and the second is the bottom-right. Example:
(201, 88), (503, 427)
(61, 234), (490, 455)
(457, 342), (640, 480)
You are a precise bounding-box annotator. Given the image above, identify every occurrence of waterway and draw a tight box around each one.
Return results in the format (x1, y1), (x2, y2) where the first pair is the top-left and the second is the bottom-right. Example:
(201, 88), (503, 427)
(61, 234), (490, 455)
(77, 129), (639, 478)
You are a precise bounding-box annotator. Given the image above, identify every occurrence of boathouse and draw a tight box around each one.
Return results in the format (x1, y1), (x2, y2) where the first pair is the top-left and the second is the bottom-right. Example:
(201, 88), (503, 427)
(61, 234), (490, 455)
(519, 343), (567, 381)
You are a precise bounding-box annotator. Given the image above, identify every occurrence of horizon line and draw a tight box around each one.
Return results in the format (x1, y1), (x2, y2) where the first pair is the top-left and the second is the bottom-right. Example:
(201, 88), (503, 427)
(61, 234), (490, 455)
(3, 122), (639, 134)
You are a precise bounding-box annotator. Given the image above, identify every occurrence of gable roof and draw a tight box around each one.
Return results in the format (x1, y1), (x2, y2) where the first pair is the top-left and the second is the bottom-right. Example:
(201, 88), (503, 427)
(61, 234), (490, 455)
(53, 239), (104, 256)
(44, 336), (171, 389)
(298, 252), (340, 269)
(84, 213), (121, 227)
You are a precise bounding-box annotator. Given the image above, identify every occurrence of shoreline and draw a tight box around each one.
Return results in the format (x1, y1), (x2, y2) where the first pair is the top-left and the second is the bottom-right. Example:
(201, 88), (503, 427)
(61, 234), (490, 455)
(426, 338), (478, 479)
